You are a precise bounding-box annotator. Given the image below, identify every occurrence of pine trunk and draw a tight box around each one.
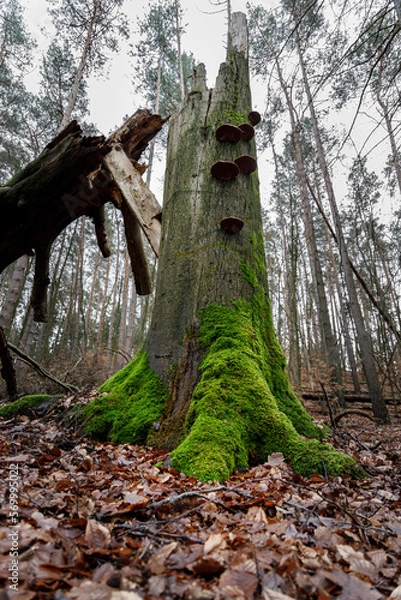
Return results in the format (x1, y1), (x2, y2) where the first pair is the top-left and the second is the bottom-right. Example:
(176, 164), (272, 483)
(82, 13), (360, 482)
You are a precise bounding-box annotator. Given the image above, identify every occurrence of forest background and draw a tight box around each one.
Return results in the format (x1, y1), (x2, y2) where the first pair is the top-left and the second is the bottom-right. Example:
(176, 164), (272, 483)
(0, 0), (400, 407)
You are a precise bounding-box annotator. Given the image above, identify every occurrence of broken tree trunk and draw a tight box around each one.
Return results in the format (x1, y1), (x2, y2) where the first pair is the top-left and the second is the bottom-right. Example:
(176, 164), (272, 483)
(81, 13), (361, 483)
(0, 110), (165, 321)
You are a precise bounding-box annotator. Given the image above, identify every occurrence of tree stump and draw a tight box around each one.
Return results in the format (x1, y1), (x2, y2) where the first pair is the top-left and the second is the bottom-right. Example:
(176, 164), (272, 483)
(81, 13), (361, 482)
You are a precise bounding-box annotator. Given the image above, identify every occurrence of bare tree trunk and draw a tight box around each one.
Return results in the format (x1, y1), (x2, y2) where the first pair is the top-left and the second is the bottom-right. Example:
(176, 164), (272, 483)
(393, 0), (401, 23)
(84, 248), (102, 351)
(0, 255), (29, 333)
(116, 250), (130, 370)
(146, 53), (162, 187)
(375, 64), (401, 194)
(37, 230), (69, 364)
(106, 215), (121, 375)
(272, 51), (343, 402)
(126, 279), (137, 353)
(269, 133), (301, 390)
(96, 249), (111, 348)
(72, 218), (86, 354)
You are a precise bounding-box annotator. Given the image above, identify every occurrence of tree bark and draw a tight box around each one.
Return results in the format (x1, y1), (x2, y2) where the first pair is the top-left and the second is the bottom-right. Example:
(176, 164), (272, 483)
(82, 13), (359, 483)
(0, 255), (29, 334)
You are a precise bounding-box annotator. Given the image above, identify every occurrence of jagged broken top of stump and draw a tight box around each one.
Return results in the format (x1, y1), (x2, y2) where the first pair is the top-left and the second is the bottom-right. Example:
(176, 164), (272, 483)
(0, 109), (168, 322)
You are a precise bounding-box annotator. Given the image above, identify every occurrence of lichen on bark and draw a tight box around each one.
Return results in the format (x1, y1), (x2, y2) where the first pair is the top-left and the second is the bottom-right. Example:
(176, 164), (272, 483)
(80, 13), (361, 482)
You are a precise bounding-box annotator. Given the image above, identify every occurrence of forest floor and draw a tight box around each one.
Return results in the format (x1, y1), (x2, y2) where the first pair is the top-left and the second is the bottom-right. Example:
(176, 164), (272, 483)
(0, 392), (400, 600)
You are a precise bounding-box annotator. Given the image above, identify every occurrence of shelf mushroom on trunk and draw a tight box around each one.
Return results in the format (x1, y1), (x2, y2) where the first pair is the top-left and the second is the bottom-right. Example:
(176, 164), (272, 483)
(220, 216), (245, 234)
(234, 155), (257, 175)
(238, 123), (255, 141)
(216, 124), (243, 143)
(248, 111), (261, 126)
(210, 160), (240, 180)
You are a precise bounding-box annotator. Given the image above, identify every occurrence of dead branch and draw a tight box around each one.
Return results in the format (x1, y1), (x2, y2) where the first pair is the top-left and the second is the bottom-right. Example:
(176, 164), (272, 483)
(7, 342), (78, 393)
(319, 380), (336, 429)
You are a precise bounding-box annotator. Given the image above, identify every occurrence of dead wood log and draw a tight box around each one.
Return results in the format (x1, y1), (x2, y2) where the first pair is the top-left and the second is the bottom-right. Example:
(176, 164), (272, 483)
(302, 391), (375, 404)
(120, 196), (152, 295)
(89, 205), (111, 258)
(0, 109), (166, 322)
(319, 381), (336, 429)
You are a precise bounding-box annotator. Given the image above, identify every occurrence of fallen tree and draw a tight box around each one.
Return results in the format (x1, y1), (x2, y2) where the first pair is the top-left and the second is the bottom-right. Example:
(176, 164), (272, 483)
(0, 110), (166, 322)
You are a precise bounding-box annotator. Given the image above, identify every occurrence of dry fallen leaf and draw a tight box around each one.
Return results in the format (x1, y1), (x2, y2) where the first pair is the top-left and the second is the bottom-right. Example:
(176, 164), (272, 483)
(246, 505), (269, 523)
(189, 556), (225, 576)
(85, 519), (111, 550)
(336, 544), (378, 581)
(1, 412), (401, 600)
(30, 510), (60, 531)
(147, 541), (178, 575)
(324, 567), (382, 600)
(267, 453), (285, 467)
(204, 532), (226, 554)
(110, 591), (144, 599)
(389, 585), (401, 599)
(66, 580), (112, 600)
(122, 491), (148, 504)
(219, 568), (259, 598)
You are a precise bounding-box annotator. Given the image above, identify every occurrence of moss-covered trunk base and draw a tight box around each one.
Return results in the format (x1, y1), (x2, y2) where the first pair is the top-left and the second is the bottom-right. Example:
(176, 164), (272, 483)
(81, 289), (361, 482)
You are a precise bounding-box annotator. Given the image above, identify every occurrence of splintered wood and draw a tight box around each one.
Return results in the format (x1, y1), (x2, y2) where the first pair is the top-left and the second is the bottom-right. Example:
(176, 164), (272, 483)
(104, 145), (162, 257)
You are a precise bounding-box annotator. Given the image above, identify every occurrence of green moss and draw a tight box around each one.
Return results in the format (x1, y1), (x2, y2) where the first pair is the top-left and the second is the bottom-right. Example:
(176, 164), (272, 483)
(0, 395), (54, 418)
(79, 395), (122, 441)
(170, 276), (359, 482)
(222, 108), (249, 126)
(81, 238), (358, 483)
(81, 350), (168, 444)
(171, 415), (247, 482)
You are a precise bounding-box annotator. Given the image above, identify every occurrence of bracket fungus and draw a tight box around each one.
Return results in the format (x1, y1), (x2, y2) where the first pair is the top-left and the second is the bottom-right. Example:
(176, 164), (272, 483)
(210, 160), (240, 181)
(238, 123), (255, 142)
(234, 155), (257, 175)
(220, 216), (245, 234)
(216, 124), (243, 143)
(249, 111), (261, 126)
